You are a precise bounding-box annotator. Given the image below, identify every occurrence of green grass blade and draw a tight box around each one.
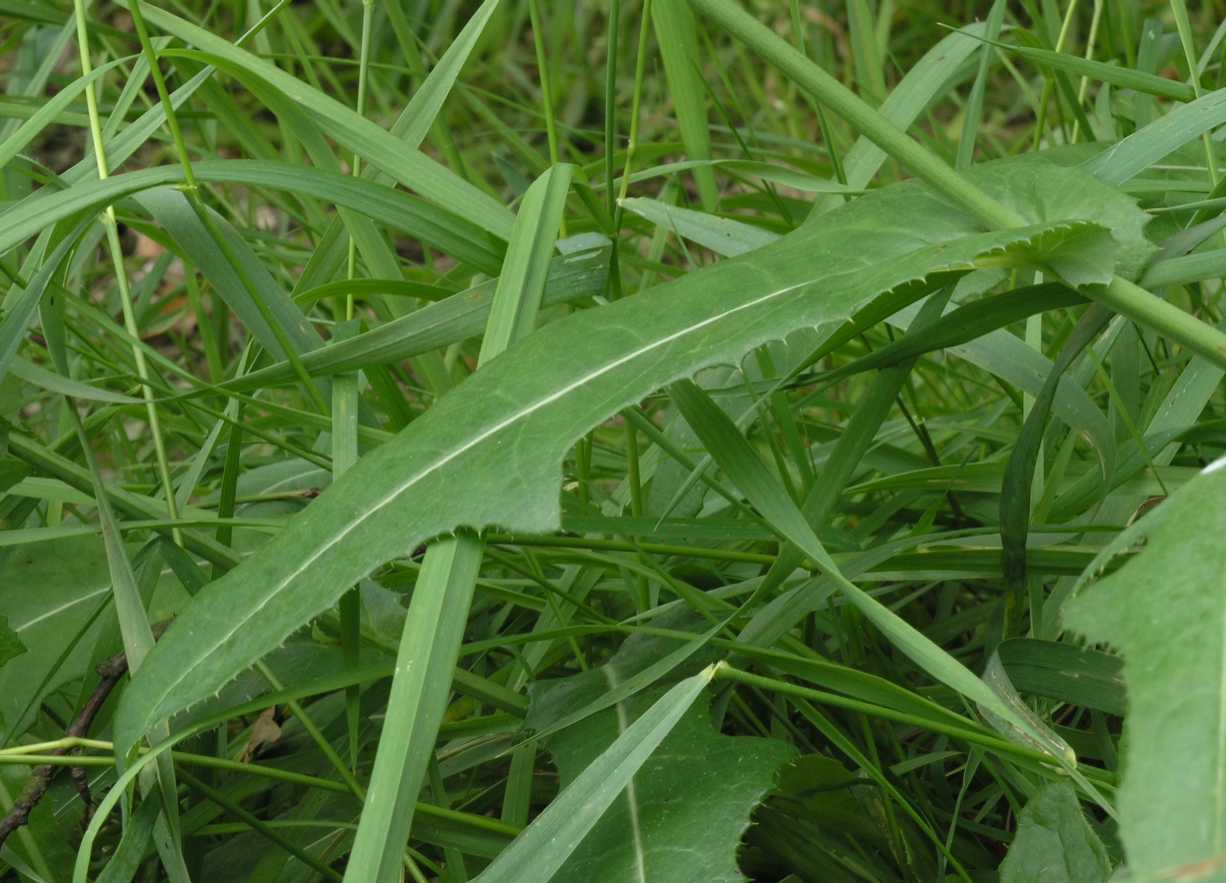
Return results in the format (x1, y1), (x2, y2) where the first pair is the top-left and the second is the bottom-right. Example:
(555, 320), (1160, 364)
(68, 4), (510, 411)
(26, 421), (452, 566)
(0, 160), (506, 272)
(1086, 87), (1226, 185)
(220, 245), (609, 392)
(620, 196), (776, 256)
(956, 0), (1007, 169)
(653, 0), (718, 211)
(0, 57), (131, 172)
(981, 33), (1196, 101)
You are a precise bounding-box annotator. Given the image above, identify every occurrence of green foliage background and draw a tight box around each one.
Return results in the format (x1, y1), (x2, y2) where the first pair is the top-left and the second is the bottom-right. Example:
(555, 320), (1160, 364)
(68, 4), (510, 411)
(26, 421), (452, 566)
(2, 1), (1226, 881)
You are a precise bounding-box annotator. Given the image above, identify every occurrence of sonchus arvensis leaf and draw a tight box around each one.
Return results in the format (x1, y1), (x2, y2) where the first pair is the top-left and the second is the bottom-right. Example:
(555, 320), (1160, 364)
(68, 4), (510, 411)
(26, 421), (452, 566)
(1065, 462), (1226, 882)
(114, 158), (1151, 761)
(543, 691), (796, 883)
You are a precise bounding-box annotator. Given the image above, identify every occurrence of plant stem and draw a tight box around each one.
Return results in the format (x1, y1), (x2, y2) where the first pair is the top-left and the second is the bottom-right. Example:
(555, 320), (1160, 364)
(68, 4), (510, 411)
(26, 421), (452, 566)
(73, 0), (182, 544)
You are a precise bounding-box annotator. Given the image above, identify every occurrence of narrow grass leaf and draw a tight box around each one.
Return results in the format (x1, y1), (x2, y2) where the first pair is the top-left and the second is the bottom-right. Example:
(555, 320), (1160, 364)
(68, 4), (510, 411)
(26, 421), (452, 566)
(0, 58), (130, 171)
(1086, 87), (1226, 185)
(653, 1), (718, 210)
(221, 244), (609, 392)
(667, 377), (1074, 762)
(984, 36), (1195, 102)
(0, 160), (505, 272)
(620, 197), (776, 257)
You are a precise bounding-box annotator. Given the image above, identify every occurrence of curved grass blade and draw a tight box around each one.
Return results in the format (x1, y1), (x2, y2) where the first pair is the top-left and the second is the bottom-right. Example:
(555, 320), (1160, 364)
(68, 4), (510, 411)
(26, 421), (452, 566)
(653, 1), (718, 210)
(806, 20), (989, 221)
(620, 197), (777, 256)
(0, 160), (505, 271)
(818, 282), (1085, 384)
(737, 288), (956, 637)
(0, 57), (131, 172)
(135, 188), (322, 360)
(975, 34), (1196, 102)
(999, 303), (1113, 612)
(666, 378), (1069, 758)
(1086, 87), (1226, 186)
(0, 220), (90, 385)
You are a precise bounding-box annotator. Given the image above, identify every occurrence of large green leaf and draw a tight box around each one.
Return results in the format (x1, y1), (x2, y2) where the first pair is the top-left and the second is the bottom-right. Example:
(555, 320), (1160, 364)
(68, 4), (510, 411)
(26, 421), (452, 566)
(0, 615), (25, 670)
(113, 159), (1140, 759)
(542, 690), (796, 883)
(1064, 463), (1226, 880)
(999, 783), (1112, 883)
(0, 537), (112, 739)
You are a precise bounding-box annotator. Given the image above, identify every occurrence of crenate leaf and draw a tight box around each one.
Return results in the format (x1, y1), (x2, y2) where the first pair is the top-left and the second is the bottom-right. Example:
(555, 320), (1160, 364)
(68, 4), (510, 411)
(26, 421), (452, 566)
(1064, 463), (1226, 880)
(113, 160), (1141, 760)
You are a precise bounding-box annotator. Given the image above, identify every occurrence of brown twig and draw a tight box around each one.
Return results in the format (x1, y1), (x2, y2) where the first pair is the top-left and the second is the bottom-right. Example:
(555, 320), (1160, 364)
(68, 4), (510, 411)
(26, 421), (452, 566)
(0, 649), (129, 849)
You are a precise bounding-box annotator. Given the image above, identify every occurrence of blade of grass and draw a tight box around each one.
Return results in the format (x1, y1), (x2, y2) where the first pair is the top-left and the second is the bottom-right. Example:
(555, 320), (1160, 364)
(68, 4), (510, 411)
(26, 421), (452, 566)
(653, 0), (718, 210)
(72, 0), (182, 544)
(667, 378), (1078, 761)
(956, 0), (1007, 169)
(344, 164), (573, 883)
